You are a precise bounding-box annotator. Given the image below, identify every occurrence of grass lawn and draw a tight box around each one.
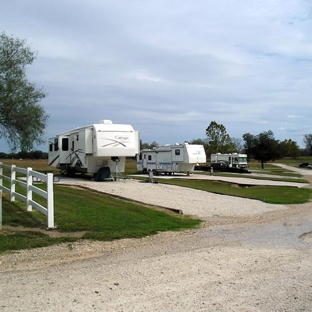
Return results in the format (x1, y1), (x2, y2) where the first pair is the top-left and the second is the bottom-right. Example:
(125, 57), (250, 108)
(1, 157), (312, 253)
(0, 185), (201, 253)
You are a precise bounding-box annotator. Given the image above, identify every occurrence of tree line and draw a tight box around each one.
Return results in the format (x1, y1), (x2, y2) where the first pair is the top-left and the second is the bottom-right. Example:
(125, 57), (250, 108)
(0, 150), (48, 160)
(142, 121), (312, 169)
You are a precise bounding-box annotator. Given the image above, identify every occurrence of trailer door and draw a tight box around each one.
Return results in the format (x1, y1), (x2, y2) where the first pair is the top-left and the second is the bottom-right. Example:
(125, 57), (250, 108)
(59, 136), (70, 164)
(156, 150), (172, 171)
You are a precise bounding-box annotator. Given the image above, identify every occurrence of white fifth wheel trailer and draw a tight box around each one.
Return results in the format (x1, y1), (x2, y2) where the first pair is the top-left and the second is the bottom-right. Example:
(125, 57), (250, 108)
(137, 143), (206, 175)
(210, 153), (248, 169)
(48, 120), (140, 180)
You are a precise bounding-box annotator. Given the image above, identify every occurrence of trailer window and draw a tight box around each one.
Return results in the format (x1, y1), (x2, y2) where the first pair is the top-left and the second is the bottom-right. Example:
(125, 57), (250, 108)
(49, 143), (53, 152)
(175, 149), (181, 156)
(62, 138), (69, 151)
(148, 155), (152, 161)
(54, 138), (59, 151)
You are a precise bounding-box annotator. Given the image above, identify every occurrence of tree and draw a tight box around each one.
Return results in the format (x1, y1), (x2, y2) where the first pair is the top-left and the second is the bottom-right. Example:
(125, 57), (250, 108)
(231, 137), (244, 153)
(0, 32), (48, 151)
(279, 139), (301, 158)
(190, 138), (206, 146)
(243, 130), (280, 169)
(205, 121), (236, 155)
(303, 134), (312, 156)
(141, 140), (159, 150)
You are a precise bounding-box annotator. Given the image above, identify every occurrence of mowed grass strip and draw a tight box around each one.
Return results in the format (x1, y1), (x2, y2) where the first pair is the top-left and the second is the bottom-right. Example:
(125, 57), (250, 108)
(0, 231), (77, 252)
(152, 179), (312, 204)
(0, 199), (77, 252)
(0, 185), (201, 253)
(54, 185), (200, 239)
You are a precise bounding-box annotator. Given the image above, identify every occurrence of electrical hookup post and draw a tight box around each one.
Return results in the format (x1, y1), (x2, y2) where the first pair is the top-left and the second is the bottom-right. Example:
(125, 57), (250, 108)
(148, 169), (154, 183)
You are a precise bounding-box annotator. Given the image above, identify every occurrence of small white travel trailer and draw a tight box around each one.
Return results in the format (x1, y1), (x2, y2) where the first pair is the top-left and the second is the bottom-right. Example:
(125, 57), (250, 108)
(210, 153), (248, 169)
(48, 120), (140, 180)
(137, 143), (206, 175)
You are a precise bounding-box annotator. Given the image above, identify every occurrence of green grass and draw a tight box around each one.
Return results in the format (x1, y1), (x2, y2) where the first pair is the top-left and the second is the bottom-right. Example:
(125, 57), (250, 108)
(249, 156), (312, 169)
(245, 164), (307, 181)
(0, 232), (77, 252)
(271, 157), (312, 167)
(212, 171), (305, 181)
(0, 199), (77, 252)
(53, 185), (199, 239)
(2, 198), (47, 227)
(0, 185), (201, 253)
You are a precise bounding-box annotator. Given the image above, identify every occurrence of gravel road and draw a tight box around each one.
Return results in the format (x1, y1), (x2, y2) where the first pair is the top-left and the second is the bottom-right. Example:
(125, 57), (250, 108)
(0, 164), (312, 311)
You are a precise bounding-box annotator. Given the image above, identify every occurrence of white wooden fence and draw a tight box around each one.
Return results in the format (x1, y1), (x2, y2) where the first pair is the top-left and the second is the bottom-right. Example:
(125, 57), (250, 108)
(0, 163), (54, 229)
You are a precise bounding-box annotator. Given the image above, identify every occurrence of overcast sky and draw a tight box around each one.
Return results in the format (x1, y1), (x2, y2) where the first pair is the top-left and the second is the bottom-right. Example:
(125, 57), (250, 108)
(1, 0), (312, 152)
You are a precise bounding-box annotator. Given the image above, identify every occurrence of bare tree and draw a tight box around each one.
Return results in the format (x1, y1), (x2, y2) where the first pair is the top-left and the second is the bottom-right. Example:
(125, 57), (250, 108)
(303, 134), (312, 156)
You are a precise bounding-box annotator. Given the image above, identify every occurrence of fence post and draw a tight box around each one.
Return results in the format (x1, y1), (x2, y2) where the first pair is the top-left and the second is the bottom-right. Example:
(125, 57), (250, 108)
(47, 173), (54, 228)
(0, 163), (2, 230)
(10, 165), (16, 201)
(26, 167), (33, 212)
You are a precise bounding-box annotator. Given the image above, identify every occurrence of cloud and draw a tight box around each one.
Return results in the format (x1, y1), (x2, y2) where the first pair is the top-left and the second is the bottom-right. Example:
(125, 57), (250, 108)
(126, 69), (167, 83)
(287, 115), (303, 119)
(132, 110), (203, 123)
(0, 0), (312, 152)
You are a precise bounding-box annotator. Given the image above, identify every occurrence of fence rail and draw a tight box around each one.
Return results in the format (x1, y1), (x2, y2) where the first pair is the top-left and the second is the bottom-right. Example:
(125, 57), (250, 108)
(0, 163), (54, 229)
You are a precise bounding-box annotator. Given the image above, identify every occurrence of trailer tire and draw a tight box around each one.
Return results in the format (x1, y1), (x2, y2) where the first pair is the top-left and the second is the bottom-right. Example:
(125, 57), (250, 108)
(94, 166), (111, 181)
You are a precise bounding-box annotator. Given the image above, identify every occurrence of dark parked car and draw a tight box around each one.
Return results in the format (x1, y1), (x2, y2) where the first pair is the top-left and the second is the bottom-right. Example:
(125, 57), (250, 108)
(299, 162), (310, 168)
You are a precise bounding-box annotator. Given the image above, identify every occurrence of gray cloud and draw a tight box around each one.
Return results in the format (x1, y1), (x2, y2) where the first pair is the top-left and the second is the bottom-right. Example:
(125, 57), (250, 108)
(1, 0), (312, 151)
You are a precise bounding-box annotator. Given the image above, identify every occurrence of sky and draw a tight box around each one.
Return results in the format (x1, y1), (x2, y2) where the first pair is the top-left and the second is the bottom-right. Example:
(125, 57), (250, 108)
(1, 0), (312, 152)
